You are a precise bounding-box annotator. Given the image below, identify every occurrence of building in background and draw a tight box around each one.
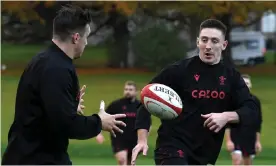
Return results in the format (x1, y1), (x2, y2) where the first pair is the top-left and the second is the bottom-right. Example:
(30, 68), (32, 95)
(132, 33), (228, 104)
(261, 11), (276, 51)
(261, 11), (276, 34)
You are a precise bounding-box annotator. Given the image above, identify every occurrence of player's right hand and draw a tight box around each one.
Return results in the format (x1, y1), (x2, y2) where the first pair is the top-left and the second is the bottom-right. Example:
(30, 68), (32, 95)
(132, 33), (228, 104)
(226, 141), (234, 152)
(131, 142), (148, 166)
(98, 100), (126, 137)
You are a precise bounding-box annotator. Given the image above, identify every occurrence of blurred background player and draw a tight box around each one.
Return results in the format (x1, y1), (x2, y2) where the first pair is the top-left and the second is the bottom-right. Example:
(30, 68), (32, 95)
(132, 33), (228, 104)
(96, 81), (144, 165)
(225, 74), (263, 165)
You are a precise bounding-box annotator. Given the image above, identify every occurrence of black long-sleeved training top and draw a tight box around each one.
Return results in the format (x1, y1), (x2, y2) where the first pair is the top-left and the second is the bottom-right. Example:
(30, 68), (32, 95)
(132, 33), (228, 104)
(2, 42), (102, 165)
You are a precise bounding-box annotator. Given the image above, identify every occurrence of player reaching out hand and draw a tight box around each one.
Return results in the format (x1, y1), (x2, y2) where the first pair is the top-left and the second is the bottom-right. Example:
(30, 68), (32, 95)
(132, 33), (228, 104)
(77, 85), (86, 115)
(76, 85), (126, 136)
(76, 85), (126, 137)
(98, 100), (126, 137)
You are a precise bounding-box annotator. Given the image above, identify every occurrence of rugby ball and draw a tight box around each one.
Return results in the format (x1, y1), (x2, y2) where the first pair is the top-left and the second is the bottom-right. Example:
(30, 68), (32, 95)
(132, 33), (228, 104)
(140, 83), (183, 120)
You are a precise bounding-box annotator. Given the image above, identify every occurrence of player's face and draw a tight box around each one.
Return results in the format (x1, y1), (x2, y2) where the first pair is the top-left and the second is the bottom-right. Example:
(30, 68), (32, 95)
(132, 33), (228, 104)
(72, 24), (91, 59)
(123, 85), (137, 99)
(197, 28), (228, 65)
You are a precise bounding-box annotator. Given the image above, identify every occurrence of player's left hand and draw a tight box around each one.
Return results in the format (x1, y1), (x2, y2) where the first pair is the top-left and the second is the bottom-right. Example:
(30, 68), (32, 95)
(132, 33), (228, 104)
(98, 100), (126, 137)
(201, 113), (228, 133)
(77, 85), (86, 115)
(96, 133), (105, 144)
(255, 141), (262, 153)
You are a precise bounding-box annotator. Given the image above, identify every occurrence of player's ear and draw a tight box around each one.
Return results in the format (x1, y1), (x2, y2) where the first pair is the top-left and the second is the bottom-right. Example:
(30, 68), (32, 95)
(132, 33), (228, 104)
(222, 40), (228, 50)
(196, 37), (199, 47)
(72, 33), (80, 44)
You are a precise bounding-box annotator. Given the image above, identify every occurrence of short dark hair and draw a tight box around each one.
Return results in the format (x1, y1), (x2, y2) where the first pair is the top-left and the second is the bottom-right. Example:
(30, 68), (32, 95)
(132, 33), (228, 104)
(199, 19), (227, 36)
(125, 81), (137, 89)
(53, 4), (92, 41)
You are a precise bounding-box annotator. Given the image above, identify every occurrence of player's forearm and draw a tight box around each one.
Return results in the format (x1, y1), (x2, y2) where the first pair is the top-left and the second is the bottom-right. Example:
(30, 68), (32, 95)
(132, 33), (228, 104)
(68, 114), (102, 140)
(224, 128), (232, 142)
(223, 111), (239, 124)
(233, 100), (258, 126)
(135, 105), (152, 131)
(256, 132), (261, 142)
(137, 129), (149, 144)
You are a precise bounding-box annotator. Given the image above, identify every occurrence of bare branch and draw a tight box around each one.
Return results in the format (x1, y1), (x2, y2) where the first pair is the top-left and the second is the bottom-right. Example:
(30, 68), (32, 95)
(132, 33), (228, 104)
(142, 8), (190, 25)
(89, 8), (118, 37)
(89, 18), (109, 37)
(232, 14), (262, 28)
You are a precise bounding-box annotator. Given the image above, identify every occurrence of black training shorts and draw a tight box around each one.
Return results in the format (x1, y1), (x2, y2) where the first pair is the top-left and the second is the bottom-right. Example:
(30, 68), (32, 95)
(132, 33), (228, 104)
(111, 136), (137, 159)
(154, 147), (201, 165)
(231, 132), (256, 156)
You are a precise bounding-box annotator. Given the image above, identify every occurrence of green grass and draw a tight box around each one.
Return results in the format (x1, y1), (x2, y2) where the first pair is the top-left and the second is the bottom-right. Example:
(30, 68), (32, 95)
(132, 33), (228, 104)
(265, 51), (276, 64)
(1, 43), (108, 68)
(2, 43), (275, 69)
(1, 73), (276, 164)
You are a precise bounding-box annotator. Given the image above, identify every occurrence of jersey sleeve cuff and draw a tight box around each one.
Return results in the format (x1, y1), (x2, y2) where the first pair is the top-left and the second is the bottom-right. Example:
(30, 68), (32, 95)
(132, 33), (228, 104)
(235, 109), (244, 126)
(89, 114), (102, 136)
(135, 125), (151, 131)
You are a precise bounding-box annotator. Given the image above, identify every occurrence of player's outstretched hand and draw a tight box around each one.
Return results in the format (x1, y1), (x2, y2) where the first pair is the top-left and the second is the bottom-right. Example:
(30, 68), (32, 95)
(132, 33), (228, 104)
(98, 100), (126, 137)
(77, 85), (86, 115)
(131, 142), (148, 166)
(201, 113), (228, 133)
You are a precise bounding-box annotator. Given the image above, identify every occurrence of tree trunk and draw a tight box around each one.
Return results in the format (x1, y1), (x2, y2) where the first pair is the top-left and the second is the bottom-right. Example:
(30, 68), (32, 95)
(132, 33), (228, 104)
(217, 14), (235, 67)
(127, 40), (135, 68)
(106, 9), (130, 68)
(189, 17), (202, 50)
(274, 32), (276, 65)
(34, 1), (71, 42)
(113, 18), (130, 68)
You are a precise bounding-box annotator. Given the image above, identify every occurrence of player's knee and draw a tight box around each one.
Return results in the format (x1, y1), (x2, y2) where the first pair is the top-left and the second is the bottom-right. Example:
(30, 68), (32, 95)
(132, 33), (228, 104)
(243, 157), (253, 165)
(117, 157), (127, 165)
(115, 151), (128, 166)
(233, 159), (242, 166)
(115, 150), (128, 165)
(232, 153), (242, 165)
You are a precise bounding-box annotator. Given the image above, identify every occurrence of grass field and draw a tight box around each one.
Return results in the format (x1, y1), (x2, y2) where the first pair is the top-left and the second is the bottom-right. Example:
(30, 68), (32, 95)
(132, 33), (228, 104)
(1, 73), (276, 165)
(1, 43), (276, 164)
(1, 43), (276, 69)
(1, 43), (108, 68)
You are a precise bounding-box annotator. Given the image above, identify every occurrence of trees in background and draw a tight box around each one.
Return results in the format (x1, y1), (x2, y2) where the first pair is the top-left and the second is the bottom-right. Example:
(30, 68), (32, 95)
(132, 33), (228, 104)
(2, 1), (276, 67)
(94, 1), (275, 65)
(2, 1), (69, 43)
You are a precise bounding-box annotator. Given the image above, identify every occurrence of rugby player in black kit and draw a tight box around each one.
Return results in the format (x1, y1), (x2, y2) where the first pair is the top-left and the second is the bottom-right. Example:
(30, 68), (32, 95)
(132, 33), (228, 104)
(96, 81), (146, 165)
(131, 19), (259, 165)
(225, 74), (262, 165)
(2, 5), (126, 165)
